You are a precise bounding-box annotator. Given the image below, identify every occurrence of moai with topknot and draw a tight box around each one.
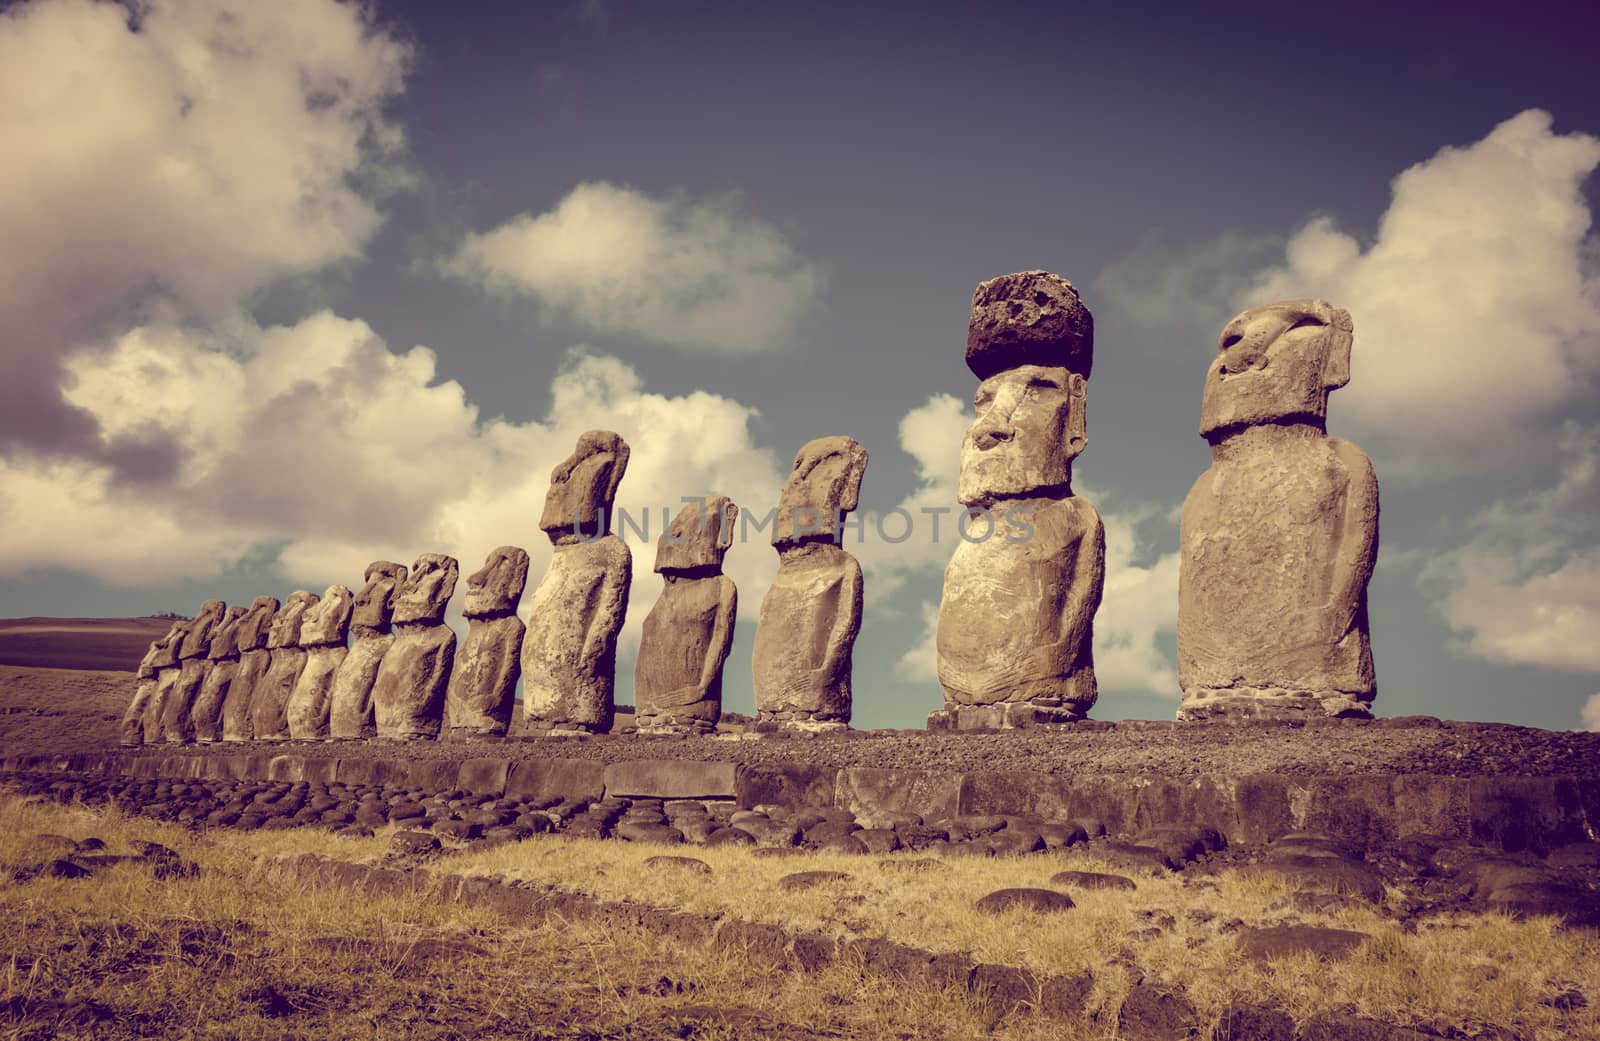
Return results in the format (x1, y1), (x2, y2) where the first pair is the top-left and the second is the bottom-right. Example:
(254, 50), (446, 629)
(329, 561), (407, 739)
(286, 584), (354, 739)
(190, 605), (245, 742)
(1177, 299), (1378, 720)
(445, 546), (530, 738)
(933, 271), (1106, 729)
(636, 497), (739, 734)
(221, 597), (279, 742)
(372, 554), (459, 739)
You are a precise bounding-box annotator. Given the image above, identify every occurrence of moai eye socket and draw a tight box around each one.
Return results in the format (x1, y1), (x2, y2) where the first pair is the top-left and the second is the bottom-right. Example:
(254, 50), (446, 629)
(1288, 314), (1326, 332)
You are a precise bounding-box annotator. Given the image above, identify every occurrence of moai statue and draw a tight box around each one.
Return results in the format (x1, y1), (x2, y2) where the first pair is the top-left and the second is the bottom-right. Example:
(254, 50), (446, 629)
(221, 597), (278, 742)
(521, 431), (631, 735)
(932, 271), (1106, 729)
(329, 561), (407, 739)
(251, 590), (319, 740)
(445, 546), (529, 739)
(286, 584), (354, 739)
(120, 621), (185, 747)
(159, 599), (227, 744)
(141, 622), (188, 745)
(752, 437), (868, 732)
(636, 497), (739, 734)
(372, 554), (459, 739)
(1177, 299), (1378, 721)
(190, 605), (245, 743)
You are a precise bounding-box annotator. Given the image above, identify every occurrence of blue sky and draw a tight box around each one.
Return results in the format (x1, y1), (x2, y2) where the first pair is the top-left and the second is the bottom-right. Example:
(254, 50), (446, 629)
(2, 0), (1598, 730)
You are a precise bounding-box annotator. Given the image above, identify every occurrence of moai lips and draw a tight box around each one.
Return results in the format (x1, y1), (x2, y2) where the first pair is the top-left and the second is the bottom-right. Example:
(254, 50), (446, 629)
(252, 590), (319, 740)
(161, 599), (228, 744)
(934, 271), (1105, 728)
(221, 597), (279, 742)
(445, 546), (530, 738)
(373, 554), (459, 739)
(636, 497), (739, 734)
(329, 561), (407, 739)
(286, 584), (354, 739)
(121, 621), (186, 747)
(1178, 299), (1378, 721)
(191, 605), (245, 743)
(522, 431), (632, 735)
(753, 438), (867, 731)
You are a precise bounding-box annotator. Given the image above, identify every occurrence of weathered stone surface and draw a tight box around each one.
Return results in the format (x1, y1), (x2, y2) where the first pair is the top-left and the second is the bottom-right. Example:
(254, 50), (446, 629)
(445, 546), (529, 738)
(974, 887), (1075, 914)
(328, 561), (406, 740)
(1179, 299), (1378, 721)
(251, 591), (319, 741)
(1049, 870), (1135, 891)
(1238, 925), (1369, 961)
(778, 870), (853, 892)
(753, 437), (867, 730)
(835, 767), (962, 822)
(160, 600), (227, 744)
(636, 498), (738, 734)
(604, 760), (737, 800)
(120, 621), (186, 747)
(938, 272), (1103, 726)
(220, 598), (280, 743)
(189, 606), (245, 743)
(373, 554), (459, 740)
(285, 585), (353, 740)
(503, 758), (606, 805)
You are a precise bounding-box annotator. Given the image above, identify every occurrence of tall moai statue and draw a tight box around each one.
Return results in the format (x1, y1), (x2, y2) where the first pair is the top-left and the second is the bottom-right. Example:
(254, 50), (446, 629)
(286, 584), (354, 739)
(932, 271), (1106, 729)
(1177, 299), (1378, 721)
(372, 554), (459, 739)
(160, 599), (227, 744)
(120, 621), (185, 747)
(251, 590), (319, 740)
(221, 597), (278, 742)
(521, 431), (632, 735)
(190, 606), (245, 743)
(329, 561), (407, 739)
(752, 437), (868, 732)
(141, 621), (188, 745)
(636, 497), (739, 734)
(445, 546), (529, 739)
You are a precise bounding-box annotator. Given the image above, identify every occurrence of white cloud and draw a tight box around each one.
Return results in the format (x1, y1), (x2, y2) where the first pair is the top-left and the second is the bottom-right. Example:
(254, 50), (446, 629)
(441, 181), (822, 354)
(1090, 500), (1180, 697)
(894, 600), (941, 683)
(1582, 693), (1600, 731)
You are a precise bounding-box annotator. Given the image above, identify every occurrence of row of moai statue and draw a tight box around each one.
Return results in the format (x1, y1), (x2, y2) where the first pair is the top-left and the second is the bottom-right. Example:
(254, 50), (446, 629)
(121, 271), (1377, 738)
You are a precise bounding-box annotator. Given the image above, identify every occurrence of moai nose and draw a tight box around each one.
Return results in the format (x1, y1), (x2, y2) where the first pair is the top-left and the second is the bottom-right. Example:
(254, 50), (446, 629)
(974, 424), (1015, 450)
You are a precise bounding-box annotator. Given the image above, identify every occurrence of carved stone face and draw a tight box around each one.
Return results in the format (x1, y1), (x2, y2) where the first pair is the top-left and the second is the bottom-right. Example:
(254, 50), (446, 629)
(141, 621), (188, 676)
(235, 597), (280, 653)
(958, 364), (1085, 507)
(177, 600), (227, 659)
(773, 437), (868, 547)
(266, 591), (319, 650)
(539, 430), (630, 539)
(463, 546), (530, 617)
(205, 606), (246, 661)
(655, 496), (737, 573)
(300, 585), (354, 646)
(392, 553), (459, 625)
(1200, 298), (1353, 441)
(351, 561), (407, 631)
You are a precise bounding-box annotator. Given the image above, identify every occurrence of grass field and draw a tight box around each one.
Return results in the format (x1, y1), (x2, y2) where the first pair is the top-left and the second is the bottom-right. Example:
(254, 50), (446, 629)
(0, 618), (173, 673)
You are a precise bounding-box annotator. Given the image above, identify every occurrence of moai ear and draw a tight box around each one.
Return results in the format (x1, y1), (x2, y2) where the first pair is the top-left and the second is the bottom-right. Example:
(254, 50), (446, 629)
(835, 441), (869, 514)
(601, 437), (631, 505)
(1323, 306), (1353, 391)
(1066, 372), (1088, 456)
(716, 501), (739, 551)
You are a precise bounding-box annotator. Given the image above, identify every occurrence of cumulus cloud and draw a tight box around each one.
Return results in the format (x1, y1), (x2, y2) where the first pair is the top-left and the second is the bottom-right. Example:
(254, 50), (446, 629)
(1582, 693), (1600, 731)
(0, 0), (411, 459)
(441, 181), (823, 353)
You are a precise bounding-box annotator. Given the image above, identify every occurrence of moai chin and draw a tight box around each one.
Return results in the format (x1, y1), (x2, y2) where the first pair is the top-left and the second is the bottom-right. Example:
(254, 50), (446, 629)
(521, 431), (632, 735)
(636, 497), (739, 734)
(372, 554), (459, 739)
(191, 605), (245, 743)
(752, 437), (868, 732)
(445, 546), (530, 739)
(329, 561), (407, 740)
(932, 271), (1106, 730)
(1177, 298), (1378, 721)
(252, 590), (319, 740)
(160, 599), (228, 744)
(120, 621), (185, 747)
(221, 597), (279, 742)
(286, 584), (354, 739)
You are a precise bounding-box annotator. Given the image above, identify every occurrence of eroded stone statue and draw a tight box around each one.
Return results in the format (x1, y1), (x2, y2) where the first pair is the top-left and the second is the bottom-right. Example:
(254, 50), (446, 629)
(1178, 298), (1378, 721)
(933, 271), (1105, 729)
(121, 621), (185, 747)
(636, 497), (739, 734)
(329, 561), (407, 739)
(190, 605), (245, 743)
(251, 590), (319, 740)
(221, 597), (278, 742)
(286, 584), (354, 739)
(521, 431), (631, 735)
(445, 546), (529, 738)
(372, 554), (458, 739)
(159, 599), (227, 744)
(753, 437), (867, 731)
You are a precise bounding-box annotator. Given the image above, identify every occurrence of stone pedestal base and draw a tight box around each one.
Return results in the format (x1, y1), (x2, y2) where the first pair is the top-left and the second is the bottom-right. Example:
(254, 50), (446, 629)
(754, 710), (849, 735)
(443, 728), (507, 742)
(926, 701), (1088, 730)
(635, 715), (716, 736)
(1177, 687), (1374, 722)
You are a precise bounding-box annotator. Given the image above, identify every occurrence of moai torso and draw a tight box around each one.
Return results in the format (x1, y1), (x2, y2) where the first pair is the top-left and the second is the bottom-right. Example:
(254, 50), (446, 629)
(934, 272), (1104, 727)
(752, 437), (868, 731)
(191, 606), (245, 742)
(1177, 299), (1378, 720)
(329, 561), (406, 739)
(121, 621), (185, 747)
(521, 431), (632, 735)
(162, 599), (227, 744)
(221, 597), (279, 742)
(251, 591), (318, 740)
(372, 554), (458, 739)
(446, 546), (530, 738)
(286, 584), (354, 739)
(636, 498), (739, 734)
